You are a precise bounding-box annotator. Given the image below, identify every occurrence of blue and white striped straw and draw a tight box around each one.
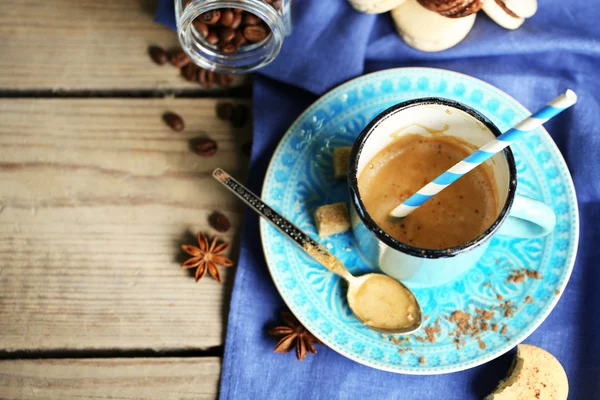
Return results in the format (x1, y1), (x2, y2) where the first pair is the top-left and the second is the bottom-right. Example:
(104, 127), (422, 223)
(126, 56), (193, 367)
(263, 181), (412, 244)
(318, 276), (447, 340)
(390, 90), (578, 219)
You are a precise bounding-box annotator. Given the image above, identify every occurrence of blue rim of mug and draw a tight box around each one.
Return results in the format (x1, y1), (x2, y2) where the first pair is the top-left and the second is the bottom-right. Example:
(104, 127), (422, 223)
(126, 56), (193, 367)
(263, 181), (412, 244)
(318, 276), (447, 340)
(348, 97), (518, 259)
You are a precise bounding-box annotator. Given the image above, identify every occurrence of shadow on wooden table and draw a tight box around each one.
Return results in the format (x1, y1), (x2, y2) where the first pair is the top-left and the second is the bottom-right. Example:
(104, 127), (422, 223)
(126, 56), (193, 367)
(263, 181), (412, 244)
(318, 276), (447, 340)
(140, 0), (159, 17)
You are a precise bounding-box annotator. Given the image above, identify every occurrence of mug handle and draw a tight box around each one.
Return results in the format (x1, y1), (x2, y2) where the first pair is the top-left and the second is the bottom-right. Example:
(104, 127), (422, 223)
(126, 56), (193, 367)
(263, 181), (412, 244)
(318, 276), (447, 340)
(497, 195), (556, 238)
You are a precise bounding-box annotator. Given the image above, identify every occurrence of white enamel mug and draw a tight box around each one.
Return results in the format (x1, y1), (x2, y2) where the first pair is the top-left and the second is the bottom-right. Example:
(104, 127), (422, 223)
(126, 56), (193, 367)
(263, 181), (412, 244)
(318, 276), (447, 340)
(348, 98), (556, 287)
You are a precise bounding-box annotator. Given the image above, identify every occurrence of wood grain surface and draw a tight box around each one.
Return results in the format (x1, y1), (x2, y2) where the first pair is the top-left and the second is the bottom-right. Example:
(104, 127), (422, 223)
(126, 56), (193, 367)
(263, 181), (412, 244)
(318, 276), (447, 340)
(0, 99), (251, 352)
(0, 0), (247, 91)
(0, 357), (221, 399)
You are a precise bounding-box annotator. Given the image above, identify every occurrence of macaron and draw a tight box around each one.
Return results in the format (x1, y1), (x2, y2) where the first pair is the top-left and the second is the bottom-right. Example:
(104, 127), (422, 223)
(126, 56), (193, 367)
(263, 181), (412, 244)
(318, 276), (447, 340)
(347, 0), (407, 14)
(391, 0), (476, 52)
(483, 0), (537, 30)
(503, 0), (537, 18)
(417, 0), (484, 18)
(485, 344), (569, 400)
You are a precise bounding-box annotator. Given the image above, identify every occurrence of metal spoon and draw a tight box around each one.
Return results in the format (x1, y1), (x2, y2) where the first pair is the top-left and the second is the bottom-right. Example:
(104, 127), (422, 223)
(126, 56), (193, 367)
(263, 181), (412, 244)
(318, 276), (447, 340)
(213, 168), (423, 335)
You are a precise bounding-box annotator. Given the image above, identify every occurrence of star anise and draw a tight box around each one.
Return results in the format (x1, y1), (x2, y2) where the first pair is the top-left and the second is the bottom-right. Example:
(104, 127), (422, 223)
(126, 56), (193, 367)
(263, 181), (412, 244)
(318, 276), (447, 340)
(268, 311), (323, 361)
(181, 232), (233, 283)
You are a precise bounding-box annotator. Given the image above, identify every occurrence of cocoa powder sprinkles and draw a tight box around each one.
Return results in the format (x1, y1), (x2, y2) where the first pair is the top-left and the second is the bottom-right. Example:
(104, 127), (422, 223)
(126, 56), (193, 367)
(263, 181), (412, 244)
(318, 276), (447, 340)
(507, 268), (542, 283)
(507, 270), (525, 283)
(385, 265), (546, 355)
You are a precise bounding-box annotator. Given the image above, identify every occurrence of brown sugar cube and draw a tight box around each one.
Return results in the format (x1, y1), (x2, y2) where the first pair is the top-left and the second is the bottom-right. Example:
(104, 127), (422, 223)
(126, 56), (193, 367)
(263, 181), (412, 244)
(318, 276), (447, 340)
(333, 146), (352, 180)
(314, 202), (350, 237)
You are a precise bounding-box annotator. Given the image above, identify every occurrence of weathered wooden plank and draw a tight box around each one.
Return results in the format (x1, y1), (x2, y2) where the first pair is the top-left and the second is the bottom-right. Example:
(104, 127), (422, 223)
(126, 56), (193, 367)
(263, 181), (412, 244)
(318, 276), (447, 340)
(0, 357), (221, 399)
(0, 0), (246, 90)
(0, 99), (251, 351)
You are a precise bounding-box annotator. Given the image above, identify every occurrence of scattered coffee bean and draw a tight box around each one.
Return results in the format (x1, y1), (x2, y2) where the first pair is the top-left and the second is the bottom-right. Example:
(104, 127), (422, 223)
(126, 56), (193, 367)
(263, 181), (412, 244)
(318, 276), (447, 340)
(170, 50), (191, 68)
(192, 138), (218, 156)
(149, 45), (168, 65)
(198, 68), (207, 86)
(215, 73), (234, 86)
(216, 103), (248, 126)
(231, 104), (249, 127)
(206, 70), (215, 88)
(182, 63), (197, 81)
(180, 63), (233, 88)
(244, 25), (269, 42)
(153, 44), (233, 88)
(209, 211), (231, 233)
(164, 112), (185, 132)
(217, 103), (234, 121)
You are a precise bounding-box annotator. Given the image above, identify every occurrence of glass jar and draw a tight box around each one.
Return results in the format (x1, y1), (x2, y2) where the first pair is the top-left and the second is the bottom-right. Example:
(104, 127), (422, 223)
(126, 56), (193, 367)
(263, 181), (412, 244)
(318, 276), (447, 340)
(175, 0), (292, 74)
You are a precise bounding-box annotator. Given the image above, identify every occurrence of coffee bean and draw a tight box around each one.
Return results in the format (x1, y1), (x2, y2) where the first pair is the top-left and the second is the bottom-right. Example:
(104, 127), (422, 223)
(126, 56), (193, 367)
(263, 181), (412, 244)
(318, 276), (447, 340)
(243, 13), (261, 26)
(188, 7), (274, 55)
(220, 27), (235, 44)
(272, 0), (282, 10)
(215, 73), (233, 87)
(198, 68), (207, 87)
(244, 25), (268, 42)
(164, 112), (185, 132)
(209, 211), (231, 233)
(206, 31), (220, 45)
(192, 20), (209, 38)
(230, 12), (243, 29)
(192, 138), (218, 156)
(233, 30), (247, 49)
(170, 50), (191, 68)
(200, 10), (221, 25)
(221, 43), (236, 54)
(206, 70), (215, 88)
(231, 104), (249, 128)
(149, 45), (168, 65)
(215, 73), (226, 86)
(217, 103), (234, 121)
(220, 9), (235, 26)
(181, 63), (197, 81)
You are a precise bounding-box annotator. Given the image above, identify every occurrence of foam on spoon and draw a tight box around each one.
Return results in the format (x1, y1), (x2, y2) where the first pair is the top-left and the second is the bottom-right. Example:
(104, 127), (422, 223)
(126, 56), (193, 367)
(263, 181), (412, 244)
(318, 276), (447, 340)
(348, 274), (419, 331)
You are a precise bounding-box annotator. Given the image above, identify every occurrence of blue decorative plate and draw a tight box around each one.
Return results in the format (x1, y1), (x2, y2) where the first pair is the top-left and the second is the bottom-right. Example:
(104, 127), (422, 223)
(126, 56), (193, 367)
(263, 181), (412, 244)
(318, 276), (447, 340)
(259, 68), (578, 374)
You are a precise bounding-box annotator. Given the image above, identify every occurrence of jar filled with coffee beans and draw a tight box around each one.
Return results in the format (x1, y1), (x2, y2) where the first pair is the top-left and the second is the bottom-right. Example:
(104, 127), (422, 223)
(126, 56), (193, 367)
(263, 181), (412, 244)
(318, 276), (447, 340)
(176, 0), (291, 73)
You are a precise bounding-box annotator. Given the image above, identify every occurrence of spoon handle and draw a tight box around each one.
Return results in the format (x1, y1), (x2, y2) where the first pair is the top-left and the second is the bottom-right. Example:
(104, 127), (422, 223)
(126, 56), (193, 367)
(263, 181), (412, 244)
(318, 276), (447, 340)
(212, 168), (351, 279)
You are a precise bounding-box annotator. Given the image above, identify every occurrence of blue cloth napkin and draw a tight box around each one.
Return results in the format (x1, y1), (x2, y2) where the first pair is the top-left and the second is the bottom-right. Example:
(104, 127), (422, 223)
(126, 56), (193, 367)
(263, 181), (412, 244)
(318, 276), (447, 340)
(156, 2), (600, 398)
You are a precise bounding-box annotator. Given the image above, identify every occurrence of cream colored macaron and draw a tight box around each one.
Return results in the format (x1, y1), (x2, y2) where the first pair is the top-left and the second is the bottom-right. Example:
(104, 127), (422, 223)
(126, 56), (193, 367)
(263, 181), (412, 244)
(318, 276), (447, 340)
(483, 0), (537, 30)
(347, 0), (406, 14)
(486, 344), (569, 400)
(504, 0), (537, 18)
(391, 0), (476, 52)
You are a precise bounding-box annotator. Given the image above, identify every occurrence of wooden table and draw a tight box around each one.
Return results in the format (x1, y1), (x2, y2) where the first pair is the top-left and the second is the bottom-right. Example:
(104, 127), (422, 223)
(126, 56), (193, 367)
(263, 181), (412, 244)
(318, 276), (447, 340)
(0, 2), (251, 398)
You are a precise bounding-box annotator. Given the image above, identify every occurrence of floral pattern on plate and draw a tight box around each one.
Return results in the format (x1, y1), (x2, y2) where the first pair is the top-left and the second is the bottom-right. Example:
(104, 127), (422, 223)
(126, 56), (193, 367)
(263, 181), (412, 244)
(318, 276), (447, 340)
(260, 68), (578, 374)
